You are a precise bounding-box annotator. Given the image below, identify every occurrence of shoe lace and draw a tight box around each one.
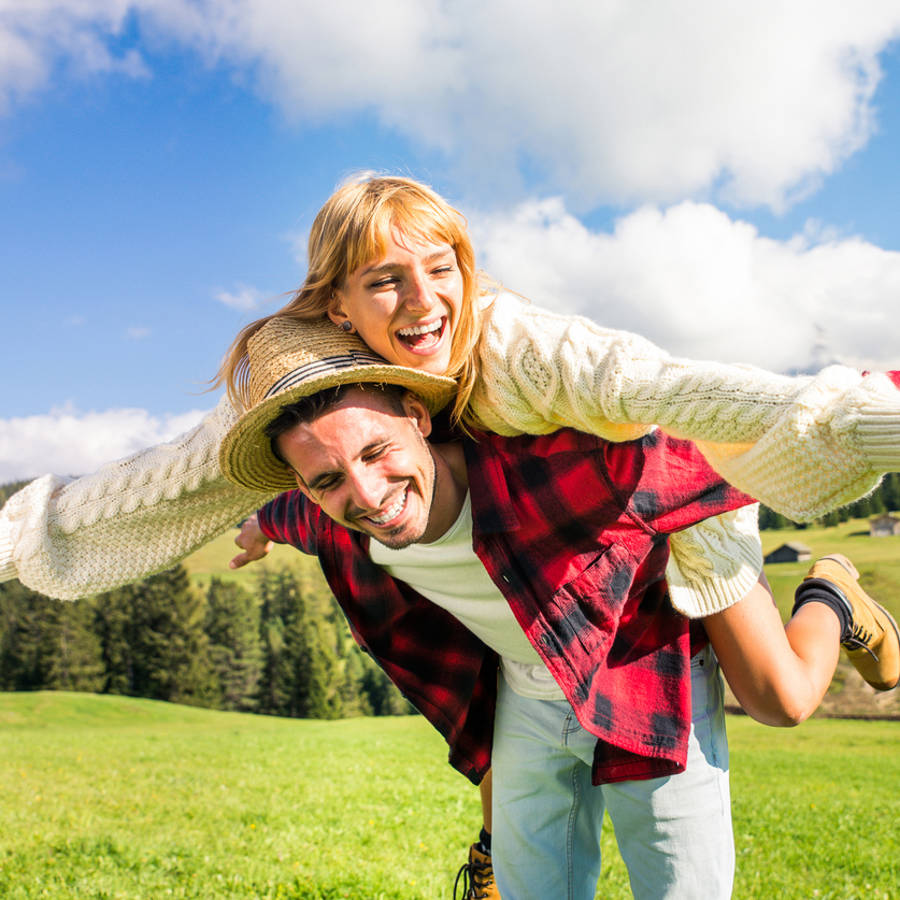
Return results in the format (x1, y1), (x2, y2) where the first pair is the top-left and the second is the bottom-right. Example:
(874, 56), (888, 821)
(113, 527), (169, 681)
(453, 854), (493, 900)
(843, 623), (879, 660)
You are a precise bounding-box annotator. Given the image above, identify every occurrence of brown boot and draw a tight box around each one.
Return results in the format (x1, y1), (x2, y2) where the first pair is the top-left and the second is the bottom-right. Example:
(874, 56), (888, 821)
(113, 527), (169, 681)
(454, 842), (501, 900)
(803, 554), (900, 691)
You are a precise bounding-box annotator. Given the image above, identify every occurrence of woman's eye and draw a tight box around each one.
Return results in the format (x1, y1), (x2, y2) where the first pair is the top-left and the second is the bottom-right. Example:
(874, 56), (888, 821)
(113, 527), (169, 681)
(371, 276), (399, 289)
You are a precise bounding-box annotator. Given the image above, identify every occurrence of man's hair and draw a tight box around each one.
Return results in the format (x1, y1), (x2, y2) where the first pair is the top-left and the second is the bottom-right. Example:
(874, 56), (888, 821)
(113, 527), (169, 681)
(264, 383), (410, 466)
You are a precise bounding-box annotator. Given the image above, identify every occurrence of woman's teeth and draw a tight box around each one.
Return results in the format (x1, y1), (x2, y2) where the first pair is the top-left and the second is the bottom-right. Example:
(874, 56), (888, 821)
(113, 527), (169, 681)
(398, 320), (441, 338)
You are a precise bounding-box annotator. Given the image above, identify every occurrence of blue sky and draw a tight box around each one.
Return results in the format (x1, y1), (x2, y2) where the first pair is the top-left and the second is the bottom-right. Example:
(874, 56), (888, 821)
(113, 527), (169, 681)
(2, 1), (900, 481)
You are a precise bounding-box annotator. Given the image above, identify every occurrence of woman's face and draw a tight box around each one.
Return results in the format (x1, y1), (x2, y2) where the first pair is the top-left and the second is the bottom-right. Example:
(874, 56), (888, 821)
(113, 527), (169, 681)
(329, 229), (464, 375)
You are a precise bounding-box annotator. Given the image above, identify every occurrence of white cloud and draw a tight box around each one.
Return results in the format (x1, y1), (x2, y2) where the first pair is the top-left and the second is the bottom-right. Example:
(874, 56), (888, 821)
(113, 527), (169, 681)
(471, 198), (900, 373)
(0, 403), (210, 482)
(0, 0), (149, 113)
(126, 325), (151, 339)
(215, 283), (265, 311)
(3, 1), (899, 209)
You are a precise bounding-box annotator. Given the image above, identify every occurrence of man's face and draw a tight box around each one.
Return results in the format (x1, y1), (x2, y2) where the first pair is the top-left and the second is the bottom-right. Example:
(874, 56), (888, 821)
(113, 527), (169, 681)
(276, 388), (440, 549)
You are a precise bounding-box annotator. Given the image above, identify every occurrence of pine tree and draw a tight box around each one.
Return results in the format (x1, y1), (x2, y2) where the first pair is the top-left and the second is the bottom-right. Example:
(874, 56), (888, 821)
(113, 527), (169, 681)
(850, 495), (873, 519)
(0, 583), (103, 692)
(93, 585), (137, 695)
(0, 581), (55, 690)
(45, 599), (104, 692)
(256, 567), (346, 719)
(204, 578), (263, 712)
(882, 473), (900, 511)
(94, 565), (216, 706)
(256, 569), (297, 715)
(758, 505), (796, 530)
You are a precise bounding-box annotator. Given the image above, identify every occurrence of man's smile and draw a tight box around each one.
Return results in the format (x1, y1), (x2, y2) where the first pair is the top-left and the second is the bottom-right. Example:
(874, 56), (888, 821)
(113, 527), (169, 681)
(361, 486), (409, 527)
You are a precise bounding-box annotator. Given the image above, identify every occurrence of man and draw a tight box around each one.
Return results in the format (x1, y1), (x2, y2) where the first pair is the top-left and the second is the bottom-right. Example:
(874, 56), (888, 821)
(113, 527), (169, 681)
(218, 317), (896, 899)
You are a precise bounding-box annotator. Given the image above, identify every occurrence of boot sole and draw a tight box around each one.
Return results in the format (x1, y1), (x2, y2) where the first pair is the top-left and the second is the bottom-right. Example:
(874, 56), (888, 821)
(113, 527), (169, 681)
(810, 555), (900, 691)
(860, 595), (900, 691)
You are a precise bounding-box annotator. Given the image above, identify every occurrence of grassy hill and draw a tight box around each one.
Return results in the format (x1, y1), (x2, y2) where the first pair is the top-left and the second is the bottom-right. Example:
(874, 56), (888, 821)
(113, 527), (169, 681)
(0, 692), (896, 898)
(180, 526), (316, 590)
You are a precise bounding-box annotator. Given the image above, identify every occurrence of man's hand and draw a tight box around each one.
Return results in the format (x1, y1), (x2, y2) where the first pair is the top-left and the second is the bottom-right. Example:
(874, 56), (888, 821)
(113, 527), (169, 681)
(229, 514), (274, 569)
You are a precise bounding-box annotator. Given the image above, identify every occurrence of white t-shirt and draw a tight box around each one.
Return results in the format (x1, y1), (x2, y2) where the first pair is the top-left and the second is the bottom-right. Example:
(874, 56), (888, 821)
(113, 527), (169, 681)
(368, 492), (564, 700)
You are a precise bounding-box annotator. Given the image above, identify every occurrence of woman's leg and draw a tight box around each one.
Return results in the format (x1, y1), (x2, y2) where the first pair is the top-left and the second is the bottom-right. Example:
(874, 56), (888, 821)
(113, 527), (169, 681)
(704, 556), (899, 726)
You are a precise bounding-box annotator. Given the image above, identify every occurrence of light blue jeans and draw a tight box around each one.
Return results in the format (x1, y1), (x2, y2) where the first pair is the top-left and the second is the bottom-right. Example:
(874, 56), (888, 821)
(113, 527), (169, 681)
(491, 647), (733, 900)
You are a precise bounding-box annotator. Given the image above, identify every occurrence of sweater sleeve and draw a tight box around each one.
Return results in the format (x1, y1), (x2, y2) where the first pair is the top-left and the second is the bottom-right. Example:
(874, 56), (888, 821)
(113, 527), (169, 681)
(471, 293), (900, 521)
(0, 395), (274, 600)
(665, 506), (763, 618)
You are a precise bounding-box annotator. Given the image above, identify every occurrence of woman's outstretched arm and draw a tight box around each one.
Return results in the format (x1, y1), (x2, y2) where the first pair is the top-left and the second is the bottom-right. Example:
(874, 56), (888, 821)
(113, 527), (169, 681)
(471, 292), (900, 521)
(0, 396), (274, 600)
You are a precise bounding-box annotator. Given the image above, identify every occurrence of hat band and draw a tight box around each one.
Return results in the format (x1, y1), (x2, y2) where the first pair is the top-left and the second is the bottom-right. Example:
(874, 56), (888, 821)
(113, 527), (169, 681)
(264, 350), (387, 399)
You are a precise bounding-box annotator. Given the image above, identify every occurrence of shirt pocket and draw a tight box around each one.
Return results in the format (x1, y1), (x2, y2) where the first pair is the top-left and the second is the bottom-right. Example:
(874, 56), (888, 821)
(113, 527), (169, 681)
(539, 543), (637, 663)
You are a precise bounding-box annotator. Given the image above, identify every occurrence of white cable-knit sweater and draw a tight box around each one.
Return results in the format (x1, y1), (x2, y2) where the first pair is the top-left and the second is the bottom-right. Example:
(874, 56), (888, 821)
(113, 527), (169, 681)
(2, 292), (898, 614)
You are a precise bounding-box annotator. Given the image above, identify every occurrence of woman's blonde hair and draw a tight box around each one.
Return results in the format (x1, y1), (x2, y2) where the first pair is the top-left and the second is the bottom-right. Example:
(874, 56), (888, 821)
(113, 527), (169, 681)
(217, 173), (490, 425)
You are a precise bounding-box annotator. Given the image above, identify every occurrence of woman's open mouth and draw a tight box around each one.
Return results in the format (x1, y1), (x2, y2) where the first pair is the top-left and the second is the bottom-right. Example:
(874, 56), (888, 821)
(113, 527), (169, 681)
(396, 317), (446, 353)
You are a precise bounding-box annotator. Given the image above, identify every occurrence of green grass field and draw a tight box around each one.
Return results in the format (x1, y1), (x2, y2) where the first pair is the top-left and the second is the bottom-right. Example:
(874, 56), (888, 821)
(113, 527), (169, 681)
(0, 693), (897, 899)
(5, 517), (891, 897)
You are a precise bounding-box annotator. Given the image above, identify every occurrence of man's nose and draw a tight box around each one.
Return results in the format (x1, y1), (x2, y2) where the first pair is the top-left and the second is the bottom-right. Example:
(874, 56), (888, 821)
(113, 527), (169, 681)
(346, 469), (386, 511)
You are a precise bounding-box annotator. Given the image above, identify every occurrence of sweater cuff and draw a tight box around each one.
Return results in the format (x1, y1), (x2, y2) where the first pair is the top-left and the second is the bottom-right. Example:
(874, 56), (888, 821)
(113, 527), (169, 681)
(856, 410), (900, 472)
(0, 516), (17, 583)
(667, 555), (762, 618)
(666, 505), (763, 618)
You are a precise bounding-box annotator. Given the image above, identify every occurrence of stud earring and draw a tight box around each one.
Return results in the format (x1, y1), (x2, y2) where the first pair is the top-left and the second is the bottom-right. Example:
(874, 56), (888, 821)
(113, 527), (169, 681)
(340, 321), (353, 333)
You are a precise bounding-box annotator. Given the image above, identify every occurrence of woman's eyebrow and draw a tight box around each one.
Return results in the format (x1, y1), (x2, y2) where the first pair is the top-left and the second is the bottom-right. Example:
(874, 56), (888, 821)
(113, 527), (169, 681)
(360, 247), (454, 277)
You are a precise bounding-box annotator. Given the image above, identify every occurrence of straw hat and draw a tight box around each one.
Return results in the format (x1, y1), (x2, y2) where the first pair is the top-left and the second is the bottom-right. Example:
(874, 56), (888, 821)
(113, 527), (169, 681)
(219, 316), (457, 493)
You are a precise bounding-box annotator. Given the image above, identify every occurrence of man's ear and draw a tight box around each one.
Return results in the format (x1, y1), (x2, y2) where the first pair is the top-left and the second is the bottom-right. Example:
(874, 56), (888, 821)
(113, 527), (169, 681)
(291, 471), (316, 503)
(401, 392), (432, 439)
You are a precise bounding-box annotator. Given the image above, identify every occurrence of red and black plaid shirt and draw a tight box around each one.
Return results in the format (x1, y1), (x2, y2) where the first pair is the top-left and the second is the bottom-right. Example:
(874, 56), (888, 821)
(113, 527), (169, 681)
(259, 427), (754, 786)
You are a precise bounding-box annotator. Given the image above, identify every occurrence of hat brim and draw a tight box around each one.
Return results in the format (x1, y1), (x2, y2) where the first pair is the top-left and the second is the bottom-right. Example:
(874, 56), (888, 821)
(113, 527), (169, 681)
(220, 364), (456, 493)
